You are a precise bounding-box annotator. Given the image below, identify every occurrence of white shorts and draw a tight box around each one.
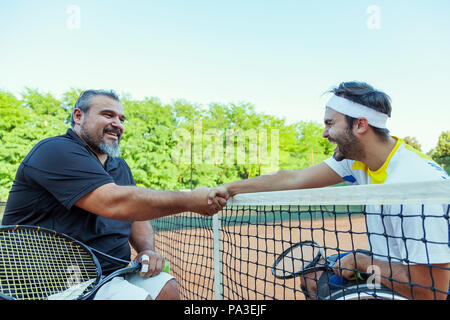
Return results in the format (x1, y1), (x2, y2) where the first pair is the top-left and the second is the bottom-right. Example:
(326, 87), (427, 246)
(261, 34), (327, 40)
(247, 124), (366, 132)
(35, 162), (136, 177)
(93, 272), (176, 300)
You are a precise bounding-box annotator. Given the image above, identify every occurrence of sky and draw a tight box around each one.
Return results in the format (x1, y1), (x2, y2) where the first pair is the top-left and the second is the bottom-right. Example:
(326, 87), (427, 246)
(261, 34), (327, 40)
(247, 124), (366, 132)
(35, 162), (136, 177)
(0, 0), (449, 153)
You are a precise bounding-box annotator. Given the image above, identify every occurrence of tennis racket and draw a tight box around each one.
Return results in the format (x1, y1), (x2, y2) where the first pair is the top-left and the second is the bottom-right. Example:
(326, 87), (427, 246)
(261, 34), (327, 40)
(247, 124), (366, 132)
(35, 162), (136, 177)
(0, 225), (170, 300)
(272, 240), (366, 280)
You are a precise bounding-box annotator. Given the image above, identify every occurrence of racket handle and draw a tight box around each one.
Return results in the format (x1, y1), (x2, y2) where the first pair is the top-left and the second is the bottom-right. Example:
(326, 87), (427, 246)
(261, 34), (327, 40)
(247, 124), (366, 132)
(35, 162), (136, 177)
(162, 261), (171, 273)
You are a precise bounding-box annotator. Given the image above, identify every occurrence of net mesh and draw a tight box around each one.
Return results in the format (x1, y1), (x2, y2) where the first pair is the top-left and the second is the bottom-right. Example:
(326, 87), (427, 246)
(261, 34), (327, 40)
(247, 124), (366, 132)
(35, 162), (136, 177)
(151, 180), (450, 300)
(0, 202), (5, 225)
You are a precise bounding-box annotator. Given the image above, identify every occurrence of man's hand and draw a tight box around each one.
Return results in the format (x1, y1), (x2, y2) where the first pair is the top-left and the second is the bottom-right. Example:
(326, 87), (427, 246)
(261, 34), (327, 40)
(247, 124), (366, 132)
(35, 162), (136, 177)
(190, 186), (227, 216)
(333, 252), (450, 300)
(332, 252), (360, 280)
(299, 258), (327, 300)
(134, 250), (165, 278)
(207, 185), (231, 207)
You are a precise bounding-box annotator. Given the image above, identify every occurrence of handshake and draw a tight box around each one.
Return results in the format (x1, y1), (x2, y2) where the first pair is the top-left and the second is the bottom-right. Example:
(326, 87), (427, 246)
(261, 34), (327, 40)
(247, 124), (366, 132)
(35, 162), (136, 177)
(190, 185), (232, 217)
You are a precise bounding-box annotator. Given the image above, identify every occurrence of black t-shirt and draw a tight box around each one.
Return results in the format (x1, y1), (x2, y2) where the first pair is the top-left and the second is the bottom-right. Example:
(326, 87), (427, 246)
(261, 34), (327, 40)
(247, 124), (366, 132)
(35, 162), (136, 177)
(3, 129), (134, 271)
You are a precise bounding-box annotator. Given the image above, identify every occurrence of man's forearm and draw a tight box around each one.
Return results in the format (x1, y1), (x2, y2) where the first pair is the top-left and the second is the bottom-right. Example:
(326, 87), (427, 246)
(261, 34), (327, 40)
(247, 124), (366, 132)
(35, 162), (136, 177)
(356, 254), (449, 300)
(225, 163), (343, 196)
(76, 183), (201, 221)
(129, 220), (166, 278)
(129, 221), (155, 253)
(355, 254), (411, 297)
(225, 170), (295, 196)
(110, 186), (193, 221)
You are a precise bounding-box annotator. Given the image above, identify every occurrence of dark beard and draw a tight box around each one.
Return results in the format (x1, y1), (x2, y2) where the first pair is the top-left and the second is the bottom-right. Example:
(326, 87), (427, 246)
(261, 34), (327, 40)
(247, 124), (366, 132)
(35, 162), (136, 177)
(332, 129), (365, 162)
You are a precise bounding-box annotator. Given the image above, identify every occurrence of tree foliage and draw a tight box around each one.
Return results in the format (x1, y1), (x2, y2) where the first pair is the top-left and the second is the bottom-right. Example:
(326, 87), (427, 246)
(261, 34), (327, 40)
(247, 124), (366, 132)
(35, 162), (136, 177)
(6, 89), (447, 201)
(403, 136), (422, 152)
(429, 131), (450, 174)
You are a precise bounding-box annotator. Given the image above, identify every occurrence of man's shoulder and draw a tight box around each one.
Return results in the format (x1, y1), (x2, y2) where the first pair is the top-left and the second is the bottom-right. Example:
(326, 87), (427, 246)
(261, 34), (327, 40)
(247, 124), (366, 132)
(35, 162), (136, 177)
(24, 135), (61, 160)
(28, 131), (84, 155)
(389, 144), (448, 181)
(23, 131), (92, 169)
(324, 156), (356, 172)
(33, 134), (71, 148)
(322, 157), (363, 184)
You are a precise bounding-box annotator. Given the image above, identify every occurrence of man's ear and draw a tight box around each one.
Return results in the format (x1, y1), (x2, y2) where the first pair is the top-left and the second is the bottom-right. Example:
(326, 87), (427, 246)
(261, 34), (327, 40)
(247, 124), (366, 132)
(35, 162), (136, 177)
(72, 108), (84, 126)
(354, 117), (370, 134)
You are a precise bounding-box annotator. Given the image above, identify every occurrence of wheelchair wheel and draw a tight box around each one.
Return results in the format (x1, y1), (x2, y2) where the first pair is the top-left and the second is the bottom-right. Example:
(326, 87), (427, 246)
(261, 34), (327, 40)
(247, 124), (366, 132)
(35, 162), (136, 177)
(326, 284), (408, 300)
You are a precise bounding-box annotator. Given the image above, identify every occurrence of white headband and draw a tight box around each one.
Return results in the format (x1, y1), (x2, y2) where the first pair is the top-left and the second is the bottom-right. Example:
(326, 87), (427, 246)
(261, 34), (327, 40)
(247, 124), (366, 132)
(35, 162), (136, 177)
(325, 95), (389, 129)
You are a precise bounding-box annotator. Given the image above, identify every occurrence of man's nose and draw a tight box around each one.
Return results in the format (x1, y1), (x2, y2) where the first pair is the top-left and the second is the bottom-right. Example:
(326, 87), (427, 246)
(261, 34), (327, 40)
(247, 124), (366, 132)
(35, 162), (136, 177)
(111, 117), (124, 133)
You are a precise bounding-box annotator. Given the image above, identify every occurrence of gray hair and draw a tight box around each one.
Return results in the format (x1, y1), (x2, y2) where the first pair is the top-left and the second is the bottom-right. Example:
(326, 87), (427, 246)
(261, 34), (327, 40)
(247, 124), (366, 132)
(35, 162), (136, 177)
(71, 89), (120, 127)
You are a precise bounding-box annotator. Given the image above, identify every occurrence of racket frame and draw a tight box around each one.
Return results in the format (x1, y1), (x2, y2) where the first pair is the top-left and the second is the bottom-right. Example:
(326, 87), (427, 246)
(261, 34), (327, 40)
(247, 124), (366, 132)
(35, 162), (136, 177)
(272, 240), (369, 281)
(0, 225), (140, 300)
(272, 240), (326, 279)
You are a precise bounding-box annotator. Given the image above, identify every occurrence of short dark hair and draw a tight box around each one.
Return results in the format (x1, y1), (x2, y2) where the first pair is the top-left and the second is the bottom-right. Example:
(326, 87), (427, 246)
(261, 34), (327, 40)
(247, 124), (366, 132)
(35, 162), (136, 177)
(71, 89), (120, 127)
(328, 81), (392, 139)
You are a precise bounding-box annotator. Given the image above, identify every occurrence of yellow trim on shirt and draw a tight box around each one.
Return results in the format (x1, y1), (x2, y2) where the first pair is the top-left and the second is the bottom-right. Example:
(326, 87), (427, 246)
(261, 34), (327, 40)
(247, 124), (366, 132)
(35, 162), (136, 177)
(402, 141), (433, 161)
(352, 161), (368, 172)
(367, 137), (402, 184)
(349, 136), (443, 185)
(351, 140), (400, 184)
(351, 137), (403, 184)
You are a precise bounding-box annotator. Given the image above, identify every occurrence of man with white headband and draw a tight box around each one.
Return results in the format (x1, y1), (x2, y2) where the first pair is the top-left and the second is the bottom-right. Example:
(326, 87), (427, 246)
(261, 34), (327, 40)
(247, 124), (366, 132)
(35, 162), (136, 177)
(208, 81), (450, 300)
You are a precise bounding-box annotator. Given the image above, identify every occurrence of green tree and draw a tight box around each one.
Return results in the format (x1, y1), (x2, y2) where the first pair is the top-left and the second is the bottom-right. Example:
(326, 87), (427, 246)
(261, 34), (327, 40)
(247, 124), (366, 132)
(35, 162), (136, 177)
(430, 131), (450, 174)
(0, 90), (28, 199)
(403, 136), (422, 151)
(0, 89), (69, 200)
(121, 97), (179, 190)
(0, 87), (339, 200)
(288, 121), (333, 169)
(171, 99), (205, 189)
(61, 88), (84, 124)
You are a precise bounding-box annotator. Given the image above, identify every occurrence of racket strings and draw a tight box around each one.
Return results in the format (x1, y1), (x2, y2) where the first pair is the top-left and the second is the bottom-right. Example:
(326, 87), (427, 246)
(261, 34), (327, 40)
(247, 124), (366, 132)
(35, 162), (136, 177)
(0, 228), (98, 300)
(273, 242), (322, 278)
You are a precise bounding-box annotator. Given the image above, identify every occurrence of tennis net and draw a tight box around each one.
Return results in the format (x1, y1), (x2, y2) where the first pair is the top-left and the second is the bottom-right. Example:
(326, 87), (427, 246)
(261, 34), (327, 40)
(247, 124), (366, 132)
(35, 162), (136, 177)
(151, 180), (450, 300)
(0, 202), (5, 225)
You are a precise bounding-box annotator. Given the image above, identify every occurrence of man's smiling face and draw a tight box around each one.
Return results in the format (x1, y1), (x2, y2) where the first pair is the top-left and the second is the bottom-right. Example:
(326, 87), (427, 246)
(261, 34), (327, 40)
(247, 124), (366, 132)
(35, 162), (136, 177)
(322, 107), (365, 162)
(78, 95), (126, 158)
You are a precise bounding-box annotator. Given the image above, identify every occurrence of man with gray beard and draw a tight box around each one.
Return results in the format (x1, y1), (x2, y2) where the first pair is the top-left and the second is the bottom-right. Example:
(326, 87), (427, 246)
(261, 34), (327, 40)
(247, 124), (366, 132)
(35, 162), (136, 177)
(3, 89), (226, 300)
(70, 90), (123, 159)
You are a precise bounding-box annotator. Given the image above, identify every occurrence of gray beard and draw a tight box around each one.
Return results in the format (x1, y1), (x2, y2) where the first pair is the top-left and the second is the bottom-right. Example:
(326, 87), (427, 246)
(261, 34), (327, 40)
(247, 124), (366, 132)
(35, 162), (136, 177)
(98, 141), (121, 158)
(81, 128), (121, 158)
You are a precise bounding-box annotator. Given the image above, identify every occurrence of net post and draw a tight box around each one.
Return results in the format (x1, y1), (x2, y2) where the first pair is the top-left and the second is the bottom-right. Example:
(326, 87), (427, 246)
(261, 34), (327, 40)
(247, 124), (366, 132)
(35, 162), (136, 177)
(212, 212), (223, 300)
